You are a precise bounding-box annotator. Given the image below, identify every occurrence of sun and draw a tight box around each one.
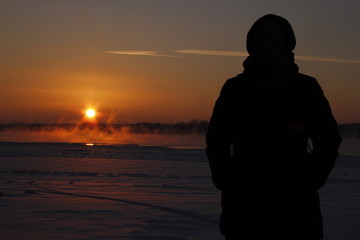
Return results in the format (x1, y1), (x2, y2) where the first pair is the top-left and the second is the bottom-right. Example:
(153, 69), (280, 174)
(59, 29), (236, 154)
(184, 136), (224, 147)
(85, 108), (96, 118)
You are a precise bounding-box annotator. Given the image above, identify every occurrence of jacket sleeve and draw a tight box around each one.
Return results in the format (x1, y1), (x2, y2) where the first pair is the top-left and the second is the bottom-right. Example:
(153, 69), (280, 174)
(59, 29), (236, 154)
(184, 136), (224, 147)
(307, 79), (342, 190)
(206, 79), (234, 190)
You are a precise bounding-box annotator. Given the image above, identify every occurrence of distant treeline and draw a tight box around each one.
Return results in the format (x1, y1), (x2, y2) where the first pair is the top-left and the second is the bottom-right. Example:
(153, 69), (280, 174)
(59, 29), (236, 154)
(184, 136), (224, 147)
(0, 121), (359, 137)
(0, 120), (209, 135)
(338, 123), (360, 138)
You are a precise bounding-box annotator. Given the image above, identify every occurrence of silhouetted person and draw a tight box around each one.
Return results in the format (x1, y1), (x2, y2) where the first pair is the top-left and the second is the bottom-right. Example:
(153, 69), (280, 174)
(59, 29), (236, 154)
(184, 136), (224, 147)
(206, 14), (342, 240)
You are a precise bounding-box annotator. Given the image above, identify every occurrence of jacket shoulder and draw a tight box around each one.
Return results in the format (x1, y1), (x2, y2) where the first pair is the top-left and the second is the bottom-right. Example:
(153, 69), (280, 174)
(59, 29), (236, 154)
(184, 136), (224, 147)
(293, 73), (323, 91)
(219, 75), (243, 94)
(224, 74), (244, 86)
(294, 73), (318, 85)
(294, 72), (316, 82)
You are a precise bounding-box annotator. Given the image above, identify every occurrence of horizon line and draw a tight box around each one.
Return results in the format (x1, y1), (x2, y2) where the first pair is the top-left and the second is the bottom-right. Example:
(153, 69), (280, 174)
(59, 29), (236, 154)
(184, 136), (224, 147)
(0, 121), (358, 125)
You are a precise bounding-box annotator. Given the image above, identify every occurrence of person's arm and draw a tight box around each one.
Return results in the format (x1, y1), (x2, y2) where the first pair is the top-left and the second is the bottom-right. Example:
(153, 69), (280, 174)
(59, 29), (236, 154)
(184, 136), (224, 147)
(307, 79), (342, 191)
(206, 79), (235, 190)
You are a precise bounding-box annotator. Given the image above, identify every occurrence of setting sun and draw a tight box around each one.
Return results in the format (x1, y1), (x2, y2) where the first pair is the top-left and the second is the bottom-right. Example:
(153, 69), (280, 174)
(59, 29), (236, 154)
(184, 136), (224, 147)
(85, 109), (96, 118)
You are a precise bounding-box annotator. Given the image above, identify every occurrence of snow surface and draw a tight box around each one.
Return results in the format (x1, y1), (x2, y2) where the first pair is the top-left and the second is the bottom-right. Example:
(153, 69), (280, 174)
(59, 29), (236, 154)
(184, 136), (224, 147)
(0, 143), (359, 240)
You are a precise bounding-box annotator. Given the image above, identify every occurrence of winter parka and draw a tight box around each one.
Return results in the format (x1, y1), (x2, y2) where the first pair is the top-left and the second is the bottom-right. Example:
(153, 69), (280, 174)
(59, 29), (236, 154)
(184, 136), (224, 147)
(206, 72), (342, 239)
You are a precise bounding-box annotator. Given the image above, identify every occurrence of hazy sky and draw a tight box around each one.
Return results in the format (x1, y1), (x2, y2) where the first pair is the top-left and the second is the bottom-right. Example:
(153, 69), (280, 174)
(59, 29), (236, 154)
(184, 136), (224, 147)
(1, 0), (359, 123)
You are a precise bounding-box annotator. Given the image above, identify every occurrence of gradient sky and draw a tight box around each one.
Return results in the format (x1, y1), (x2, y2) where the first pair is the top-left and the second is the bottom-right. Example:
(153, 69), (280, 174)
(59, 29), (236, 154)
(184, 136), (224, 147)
(1, 0), (359, 124)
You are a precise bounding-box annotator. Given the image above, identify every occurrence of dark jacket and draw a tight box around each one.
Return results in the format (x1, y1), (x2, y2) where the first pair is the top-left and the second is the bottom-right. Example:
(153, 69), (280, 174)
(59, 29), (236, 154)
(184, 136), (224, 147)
(206, 72), (342, 238)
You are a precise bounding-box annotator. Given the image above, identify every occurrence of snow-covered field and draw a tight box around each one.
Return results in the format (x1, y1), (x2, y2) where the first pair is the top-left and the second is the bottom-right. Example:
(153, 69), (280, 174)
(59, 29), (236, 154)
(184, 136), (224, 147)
(0, 142), (359, 240)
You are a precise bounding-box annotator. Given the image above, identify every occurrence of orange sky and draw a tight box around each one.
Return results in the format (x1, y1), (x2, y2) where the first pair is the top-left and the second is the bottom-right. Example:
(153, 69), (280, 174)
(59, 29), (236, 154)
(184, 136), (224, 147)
(1, 1), (359, 124)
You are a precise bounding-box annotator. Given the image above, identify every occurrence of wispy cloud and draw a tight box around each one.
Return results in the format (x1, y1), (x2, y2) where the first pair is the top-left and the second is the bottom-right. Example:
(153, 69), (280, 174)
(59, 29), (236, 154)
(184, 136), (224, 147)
(295, 55), (360, 64)
(104, 50), (176, 58)
(174, 49), (360, 64)
(105, 49), (360, 64)
(173, 49), (249, 57)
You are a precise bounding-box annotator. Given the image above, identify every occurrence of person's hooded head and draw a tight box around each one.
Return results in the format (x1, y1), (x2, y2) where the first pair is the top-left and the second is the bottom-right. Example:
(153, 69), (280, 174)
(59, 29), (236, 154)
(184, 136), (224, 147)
(246, 14), (296, 59)
(242, 14), (299, 84)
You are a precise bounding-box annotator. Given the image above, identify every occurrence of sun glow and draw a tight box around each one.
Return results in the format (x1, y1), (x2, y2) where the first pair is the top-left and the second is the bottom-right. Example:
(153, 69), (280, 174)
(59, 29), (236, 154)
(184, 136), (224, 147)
(85, 109), (96, 119)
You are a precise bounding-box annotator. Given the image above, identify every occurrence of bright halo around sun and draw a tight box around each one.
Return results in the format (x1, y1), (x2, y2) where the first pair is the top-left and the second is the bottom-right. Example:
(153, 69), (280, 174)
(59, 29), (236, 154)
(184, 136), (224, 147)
(85, 108), (96, 119)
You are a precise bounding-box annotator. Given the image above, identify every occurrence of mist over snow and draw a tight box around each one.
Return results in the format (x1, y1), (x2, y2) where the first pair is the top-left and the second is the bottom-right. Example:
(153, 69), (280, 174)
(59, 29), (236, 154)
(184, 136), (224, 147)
(0, 121), (208, 148)
(0, 121), (359, 153)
